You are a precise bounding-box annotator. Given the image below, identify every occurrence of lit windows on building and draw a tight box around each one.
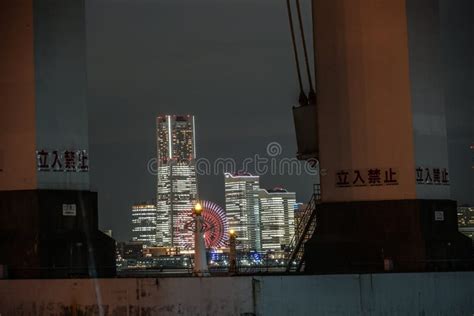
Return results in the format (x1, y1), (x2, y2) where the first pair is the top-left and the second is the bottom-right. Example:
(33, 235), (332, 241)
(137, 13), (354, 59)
(156, 115), (198, 248)
(259, 188), (296, 252)
(131, 204), (157, 245)
(224, 173), (261, 251)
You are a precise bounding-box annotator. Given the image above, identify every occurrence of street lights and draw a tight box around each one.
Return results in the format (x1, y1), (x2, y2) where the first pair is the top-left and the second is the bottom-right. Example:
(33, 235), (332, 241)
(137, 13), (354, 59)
(193, 202), (210, 277)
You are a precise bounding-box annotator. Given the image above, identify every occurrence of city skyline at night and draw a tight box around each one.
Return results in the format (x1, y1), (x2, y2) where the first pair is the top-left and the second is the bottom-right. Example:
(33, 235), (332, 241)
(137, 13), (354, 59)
(130, 120), (302, 252)
(0, 0), (472, 313)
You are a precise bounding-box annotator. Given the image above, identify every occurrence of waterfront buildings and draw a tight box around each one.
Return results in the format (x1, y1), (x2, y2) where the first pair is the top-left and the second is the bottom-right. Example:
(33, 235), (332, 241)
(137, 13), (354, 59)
(224, 173), (297, 252)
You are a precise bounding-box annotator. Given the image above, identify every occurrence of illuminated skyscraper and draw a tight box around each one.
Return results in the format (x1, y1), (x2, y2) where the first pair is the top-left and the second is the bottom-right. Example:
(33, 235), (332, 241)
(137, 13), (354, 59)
(156, 115), (197, 248)
(224, 173), (261, 251)
(259, 188), (296, 252)
(131, 203), (157, 245)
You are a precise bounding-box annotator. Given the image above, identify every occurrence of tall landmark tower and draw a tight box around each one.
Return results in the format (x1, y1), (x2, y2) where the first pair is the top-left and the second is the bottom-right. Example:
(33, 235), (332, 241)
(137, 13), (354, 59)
(156, 115), (198, 248)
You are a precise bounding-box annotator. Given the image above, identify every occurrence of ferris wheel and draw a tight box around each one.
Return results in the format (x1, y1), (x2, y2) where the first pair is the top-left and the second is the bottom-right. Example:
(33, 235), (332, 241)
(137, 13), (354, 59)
(184, 200), (229, 249)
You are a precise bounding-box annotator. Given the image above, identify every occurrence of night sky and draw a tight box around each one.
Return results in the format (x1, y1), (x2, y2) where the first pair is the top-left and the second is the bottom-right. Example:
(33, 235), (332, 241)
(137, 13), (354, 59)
(86, 0), (315, 242)
(86, 0), (473, 242)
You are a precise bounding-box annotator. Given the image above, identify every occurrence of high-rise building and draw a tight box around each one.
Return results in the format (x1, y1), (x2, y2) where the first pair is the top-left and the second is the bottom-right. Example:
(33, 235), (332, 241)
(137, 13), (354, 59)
(259, 188), (296, 252)
(131, 203), (157, 245)
(224, 173), (261, 251)
(156, 115), (197, 249)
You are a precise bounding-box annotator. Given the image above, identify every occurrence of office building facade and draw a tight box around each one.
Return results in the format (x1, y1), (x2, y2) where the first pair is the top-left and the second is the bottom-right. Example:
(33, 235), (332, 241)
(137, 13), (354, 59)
(259, 188), (296, 251)
(224, 173), (261, 251)
(156, 115), (197, 249)
(131, 203), (157, 245)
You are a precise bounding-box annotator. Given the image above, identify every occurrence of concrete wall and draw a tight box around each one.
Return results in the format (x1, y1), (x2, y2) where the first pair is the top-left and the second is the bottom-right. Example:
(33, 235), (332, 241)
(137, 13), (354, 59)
(1, 272), (473, 315)
(257, 273), (474, 316)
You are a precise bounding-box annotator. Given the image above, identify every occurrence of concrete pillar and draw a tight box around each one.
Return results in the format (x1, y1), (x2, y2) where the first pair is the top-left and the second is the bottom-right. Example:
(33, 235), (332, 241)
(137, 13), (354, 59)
(0, 0), (115, 279)
(305, 0), (472, 273)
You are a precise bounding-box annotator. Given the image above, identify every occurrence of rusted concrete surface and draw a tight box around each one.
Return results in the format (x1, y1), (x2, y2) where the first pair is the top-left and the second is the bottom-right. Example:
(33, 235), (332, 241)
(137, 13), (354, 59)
(1, 272), (473, 315)
(0, 277), (254, 315)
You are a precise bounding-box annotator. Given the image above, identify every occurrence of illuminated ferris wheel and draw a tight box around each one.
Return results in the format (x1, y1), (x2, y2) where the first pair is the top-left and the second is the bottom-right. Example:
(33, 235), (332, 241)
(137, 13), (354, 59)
(185, 200), (229, 249)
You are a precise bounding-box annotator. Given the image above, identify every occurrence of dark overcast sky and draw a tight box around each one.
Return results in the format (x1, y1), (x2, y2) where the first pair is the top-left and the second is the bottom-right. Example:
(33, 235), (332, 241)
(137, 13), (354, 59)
(86, 0), (316, 241)
(86, 0), (473, 242)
